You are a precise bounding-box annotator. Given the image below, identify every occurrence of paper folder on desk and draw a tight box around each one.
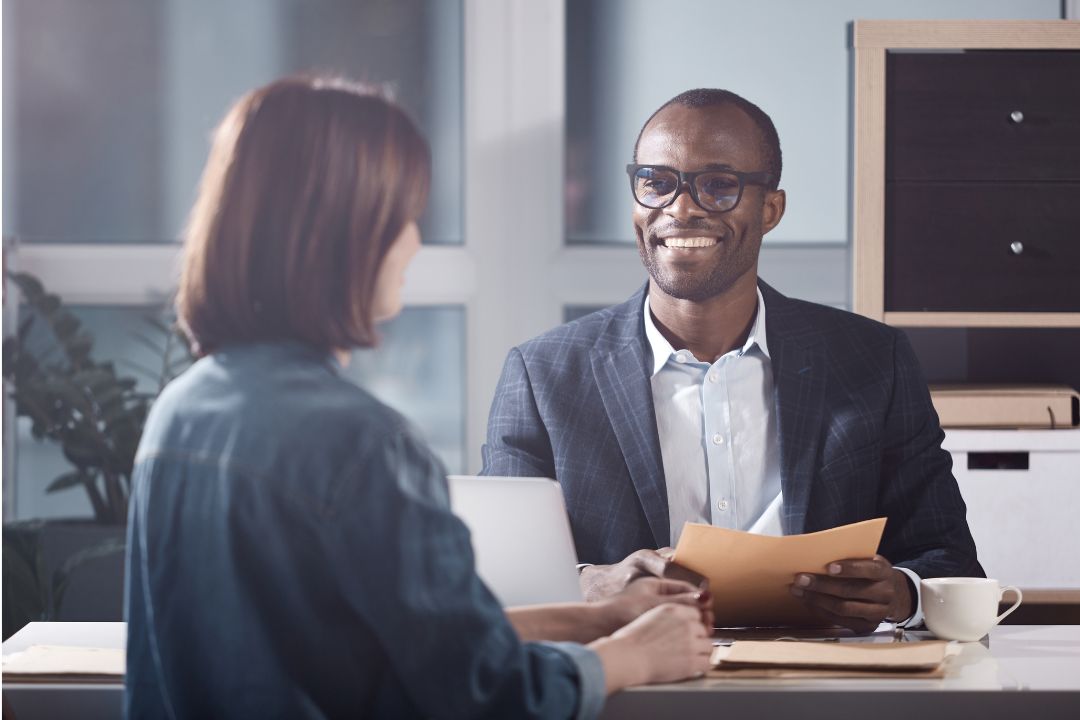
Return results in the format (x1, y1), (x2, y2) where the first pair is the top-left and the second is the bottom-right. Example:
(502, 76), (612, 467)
(672, 518), (886, 627)
(710, 640), (954, 679)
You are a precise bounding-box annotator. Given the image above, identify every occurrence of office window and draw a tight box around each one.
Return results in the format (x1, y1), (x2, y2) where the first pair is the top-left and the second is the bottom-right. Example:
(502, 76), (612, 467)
(11, 305), (466, 520)
(343, 306), (467, 475)
(4, 0), (463, 245)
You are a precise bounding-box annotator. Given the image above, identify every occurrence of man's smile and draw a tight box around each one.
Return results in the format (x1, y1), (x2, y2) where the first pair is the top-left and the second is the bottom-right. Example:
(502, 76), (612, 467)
(657, 236), (719, 249)
(650, 228), (725, 250)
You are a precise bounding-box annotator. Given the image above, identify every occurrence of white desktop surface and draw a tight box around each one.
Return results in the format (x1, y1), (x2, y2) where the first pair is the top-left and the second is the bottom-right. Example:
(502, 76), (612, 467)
(4, 623), (1079, 719)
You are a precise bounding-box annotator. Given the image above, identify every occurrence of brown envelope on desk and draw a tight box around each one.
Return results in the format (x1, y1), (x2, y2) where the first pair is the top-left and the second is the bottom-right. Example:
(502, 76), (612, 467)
(709, 640), (953, 679)
(672, 517), (887, 627)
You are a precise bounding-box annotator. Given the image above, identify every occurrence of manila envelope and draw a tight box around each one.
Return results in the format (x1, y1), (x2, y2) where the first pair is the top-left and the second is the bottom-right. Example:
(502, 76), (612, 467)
(672, 517), (887, 627)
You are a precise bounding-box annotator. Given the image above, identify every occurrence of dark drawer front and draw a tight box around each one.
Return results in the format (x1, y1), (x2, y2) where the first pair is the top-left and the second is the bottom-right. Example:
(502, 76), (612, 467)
(887, 51), (1080, 182)
(885, 183), (1080, 312)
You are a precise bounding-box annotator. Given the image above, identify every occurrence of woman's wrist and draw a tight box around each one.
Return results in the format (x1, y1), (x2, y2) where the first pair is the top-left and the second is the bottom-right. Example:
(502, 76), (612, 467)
(589, 635), (647, 693)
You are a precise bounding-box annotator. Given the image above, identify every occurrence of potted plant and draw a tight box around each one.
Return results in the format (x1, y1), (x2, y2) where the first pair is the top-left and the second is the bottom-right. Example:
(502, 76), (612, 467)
(2, 272), (192, 639)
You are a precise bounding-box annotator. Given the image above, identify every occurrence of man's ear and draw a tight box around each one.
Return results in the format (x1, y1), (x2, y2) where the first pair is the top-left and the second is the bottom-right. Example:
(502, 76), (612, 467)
(761, 189), (786, 235)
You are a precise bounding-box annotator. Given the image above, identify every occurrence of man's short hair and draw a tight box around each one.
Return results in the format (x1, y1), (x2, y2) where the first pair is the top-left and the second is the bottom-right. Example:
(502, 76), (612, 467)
(633, 88), (782, 190)
(177, 76), (430, 355)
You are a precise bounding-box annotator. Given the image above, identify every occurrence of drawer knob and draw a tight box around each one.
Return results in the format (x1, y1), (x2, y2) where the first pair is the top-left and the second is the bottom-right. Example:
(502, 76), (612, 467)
(1009, 110), (1025, 124)
(1010, 241), (1024, 255)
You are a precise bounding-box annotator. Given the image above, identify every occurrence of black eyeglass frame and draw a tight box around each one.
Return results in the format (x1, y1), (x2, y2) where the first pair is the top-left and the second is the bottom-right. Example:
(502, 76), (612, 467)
(625, 163), (776, 213)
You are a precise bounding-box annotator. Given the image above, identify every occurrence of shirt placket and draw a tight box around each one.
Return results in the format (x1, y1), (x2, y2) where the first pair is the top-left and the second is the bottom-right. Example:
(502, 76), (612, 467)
(703, 354), (737, 529)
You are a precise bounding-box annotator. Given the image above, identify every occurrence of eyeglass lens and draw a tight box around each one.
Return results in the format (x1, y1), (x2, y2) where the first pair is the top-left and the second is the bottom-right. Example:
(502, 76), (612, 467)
(631, 167), (741, 212)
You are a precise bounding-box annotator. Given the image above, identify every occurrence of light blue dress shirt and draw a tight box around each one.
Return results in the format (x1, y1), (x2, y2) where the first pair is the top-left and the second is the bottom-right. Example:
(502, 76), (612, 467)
(643, 291), (923, 626)
(644, 288), (781, 546)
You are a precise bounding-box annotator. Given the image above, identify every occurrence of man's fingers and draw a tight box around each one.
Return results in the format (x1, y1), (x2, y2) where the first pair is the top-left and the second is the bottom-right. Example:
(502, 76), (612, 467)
(793, 574), (892, 604)
(821, 556), (893, 580)
(793, 587), (889, 622)
(656, 546), (676, 560)
(653, 578), (701, 596)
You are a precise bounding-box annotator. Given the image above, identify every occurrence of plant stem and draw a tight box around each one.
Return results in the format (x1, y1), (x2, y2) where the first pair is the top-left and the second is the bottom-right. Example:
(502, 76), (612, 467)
(102, 470), (126, 524)
(81, 474), (109, 521)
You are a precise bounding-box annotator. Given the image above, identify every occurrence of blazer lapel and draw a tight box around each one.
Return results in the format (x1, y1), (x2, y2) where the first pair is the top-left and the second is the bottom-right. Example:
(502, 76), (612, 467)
(762, 282), (827, 536)
(591, 285), (670, 548)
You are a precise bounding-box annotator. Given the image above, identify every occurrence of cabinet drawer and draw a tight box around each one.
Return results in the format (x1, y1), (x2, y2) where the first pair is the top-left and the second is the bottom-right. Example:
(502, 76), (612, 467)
(887, 50), (1080, 182)
(885, 183), (1080, 312)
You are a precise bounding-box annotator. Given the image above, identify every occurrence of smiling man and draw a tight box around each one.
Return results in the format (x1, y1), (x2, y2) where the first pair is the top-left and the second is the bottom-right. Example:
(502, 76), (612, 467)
(482, 89), (982, 633)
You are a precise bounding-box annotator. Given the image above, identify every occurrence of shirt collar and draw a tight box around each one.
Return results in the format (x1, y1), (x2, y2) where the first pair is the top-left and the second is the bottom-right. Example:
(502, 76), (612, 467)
(643, 286), (770, 377)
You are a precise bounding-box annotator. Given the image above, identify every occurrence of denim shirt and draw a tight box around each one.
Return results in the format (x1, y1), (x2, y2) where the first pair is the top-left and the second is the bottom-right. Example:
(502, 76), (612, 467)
(124, 341), (604, 719)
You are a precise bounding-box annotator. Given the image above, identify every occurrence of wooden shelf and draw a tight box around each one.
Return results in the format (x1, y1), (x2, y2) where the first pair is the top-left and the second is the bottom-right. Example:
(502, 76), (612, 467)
(1020, 589), (1080, 605)
(854, 20), (1080, 50)
(884, 312), (1080, 329)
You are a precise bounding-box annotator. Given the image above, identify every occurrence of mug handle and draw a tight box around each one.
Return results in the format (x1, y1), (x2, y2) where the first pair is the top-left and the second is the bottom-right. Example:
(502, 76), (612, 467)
(995, 585), (1023, 625)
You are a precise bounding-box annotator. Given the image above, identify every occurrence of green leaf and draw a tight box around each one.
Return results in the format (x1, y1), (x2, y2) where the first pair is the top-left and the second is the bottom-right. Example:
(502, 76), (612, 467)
(45, 472), (88, 494)
(18, 314), (35, 341)
(38, 294), (62, 316)
(9, 272), (45, 299)
(61, 436), (104, 467)
(51, 312), (80, 340)
(93, 386), (125, 409)
(64, 332), (94, 359)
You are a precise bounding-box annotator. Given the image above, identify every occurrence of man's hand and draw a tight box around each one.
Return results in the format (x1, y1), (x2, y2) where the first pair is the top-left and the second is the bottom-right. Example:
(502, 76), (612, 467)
(579, 548), (674, 601)
(789, 555), (915, 635)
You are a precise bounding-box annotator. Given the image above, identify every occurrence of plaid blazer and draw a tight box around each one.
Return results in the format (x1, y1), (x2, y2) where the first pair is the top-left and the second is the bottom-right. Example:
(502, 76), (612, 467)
(481, 280), (982, 579)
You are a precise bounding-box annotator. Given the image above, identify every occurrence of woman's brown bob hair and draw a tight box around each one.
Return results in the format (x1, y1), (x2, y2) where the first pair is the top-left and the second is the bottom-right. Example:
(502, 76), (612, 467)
(177, 76), (430, 355)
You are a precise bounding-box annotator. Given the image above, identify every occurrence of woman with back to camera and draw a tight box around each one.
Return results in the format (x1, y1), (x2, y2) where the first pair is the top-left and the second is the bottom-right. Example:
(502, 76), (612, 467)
(123, 76), (713, 718)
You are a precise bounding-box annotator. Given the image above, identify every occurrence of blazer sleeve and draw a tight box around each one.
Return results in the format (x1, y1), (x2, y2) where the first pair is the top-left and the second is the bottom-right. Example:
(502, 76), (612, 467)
(877, 330), (983, 579)
(327, 425), (603, 720)
(481, 347), (558, 479)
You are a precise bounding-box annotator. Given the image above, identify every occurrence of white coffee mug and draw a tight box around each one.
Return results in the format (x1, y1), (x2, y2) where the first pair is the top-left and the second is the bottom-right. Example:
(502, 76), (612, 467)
(921, 577), (1023, 642)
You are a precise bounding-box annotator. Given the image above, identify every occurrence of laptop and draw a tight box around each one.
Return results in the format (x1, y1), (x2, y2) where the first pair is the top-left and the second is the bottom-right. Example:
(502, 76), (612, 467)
(447, 475), (583, 607)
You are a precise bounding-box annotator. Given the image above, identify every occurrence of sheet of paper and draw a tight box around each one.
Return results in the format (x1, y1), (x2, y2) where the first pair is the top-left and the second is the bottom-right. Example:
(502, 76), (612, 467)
(1, 644), (125, 680)
(672, 517), (887, 627)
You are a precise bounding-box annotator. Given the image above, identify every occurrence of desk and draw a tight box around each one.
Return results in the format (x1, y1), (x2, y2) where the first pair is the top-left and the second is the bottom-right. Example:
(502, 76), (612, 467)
(3, 623), (1079, 719)
(605, 625), (1080, 720)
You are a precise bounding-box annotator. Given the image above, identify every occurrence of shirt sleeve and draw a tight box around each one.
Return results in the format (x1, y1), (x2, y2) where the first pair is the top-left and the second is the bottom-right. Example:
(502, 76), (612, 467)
(323, 420), (603, 719)
(892, 566), (925, 628)
(542, 642), (607, 720)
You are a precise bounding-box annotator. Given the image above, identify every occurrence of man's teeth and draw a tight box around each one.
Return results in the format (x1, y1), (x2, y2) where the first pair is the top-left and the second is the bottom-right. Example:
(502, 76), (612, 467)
(662, 237), (718, 248)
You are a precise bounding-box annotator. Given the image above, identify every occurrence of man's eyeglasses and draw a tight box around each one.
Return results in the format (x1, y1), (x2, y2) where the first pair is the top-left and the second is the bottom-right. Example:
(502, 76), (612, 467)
(626, 164), (775, 213)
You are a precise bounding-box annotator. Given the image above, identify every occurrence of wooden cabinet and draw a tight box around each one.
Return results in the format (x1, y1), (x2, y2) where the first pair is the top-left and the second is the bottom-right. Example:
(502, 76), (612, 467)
(852, 20), (1080, 328)
(882, 47), (1080, 316)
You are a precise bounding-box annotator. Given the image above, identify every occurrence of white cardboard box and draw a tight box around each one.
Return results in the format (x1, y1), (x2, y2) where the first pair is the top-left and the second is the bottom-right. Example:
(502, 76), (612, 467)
(943, 428), (1080, 589)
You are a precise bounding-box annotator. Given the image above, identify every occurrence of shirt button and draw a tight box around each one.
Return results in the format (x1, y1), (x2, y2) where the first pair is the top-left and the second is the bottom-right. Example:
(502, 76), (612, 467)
(675, 353), (688, 364)
(712, 433), (724, 445)
(708, 373), (719, 383)
(717, 499), (729, 511)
